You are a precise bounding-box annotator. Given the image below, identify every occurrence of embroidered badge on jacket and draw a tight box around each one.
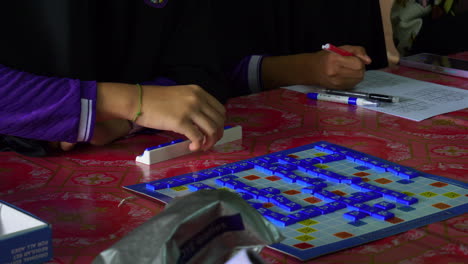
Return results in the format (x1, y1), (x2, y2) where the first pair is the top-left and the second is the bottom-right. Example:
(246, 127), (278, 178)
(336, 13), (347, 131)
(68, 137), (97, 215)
(144, 0), (168, 8)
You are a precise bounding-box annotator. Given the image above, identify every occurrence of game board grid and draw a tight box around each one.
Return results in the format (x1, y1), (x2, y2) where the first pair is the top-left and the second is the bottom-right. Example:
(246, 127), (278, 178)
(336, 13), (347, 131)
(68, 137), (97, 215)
(127, 141), (468, 261)
(159, 168), (467, 227)
(157, 171), (466, 224)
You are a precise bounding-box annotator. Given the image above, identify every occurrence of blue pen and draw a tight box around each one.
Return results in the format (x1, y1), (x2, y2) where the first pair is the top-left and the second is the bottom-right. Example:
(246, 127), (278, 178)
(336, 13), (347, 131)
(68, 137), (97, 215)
(307, 92), (380, 107)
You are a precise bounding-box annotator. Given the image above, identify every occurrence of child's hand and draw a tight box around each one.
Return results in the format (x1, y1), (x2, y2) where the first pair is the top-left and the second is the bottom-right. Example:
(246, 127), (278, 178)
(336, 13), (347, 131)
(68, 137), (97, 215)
(309, 45), (371, 90)
(96, 82), (226, 152)
(134, 84), (226, 152)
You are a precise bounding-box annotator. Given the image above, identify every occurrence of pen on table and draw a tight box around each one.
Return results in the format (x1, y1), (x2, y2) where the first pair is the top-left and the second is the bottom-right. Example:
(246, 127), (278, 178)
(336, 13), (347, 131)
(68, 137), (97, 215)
(306, 92), (380, 107)
(314, 88), (400, 103)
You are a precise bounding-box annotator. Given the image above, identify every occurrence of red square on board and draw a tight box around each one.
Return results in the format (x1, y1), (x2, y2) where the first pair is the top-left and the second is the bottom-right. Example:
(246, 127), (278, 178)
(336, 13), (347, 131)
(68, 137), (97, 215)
(354, 172), (371, 177)
(265, 176), (281, 181)
(430, 182), (448, 188)
(244, 175), (261, 181)
(283, 190), (301, 195)
(304, 197), (322, 204)
(293, 243), (314, 250)
(263, 203), (274, 208)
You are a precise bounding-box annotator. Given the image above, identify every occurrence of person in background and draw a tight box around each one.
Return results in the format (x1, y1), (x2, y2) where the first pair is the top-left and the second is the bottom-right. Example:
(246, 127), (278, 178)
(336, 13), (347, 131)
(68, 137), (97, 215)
(0, 0), (227, 156)
(210, 1), (388, 97)
(391, 0), (468, 56)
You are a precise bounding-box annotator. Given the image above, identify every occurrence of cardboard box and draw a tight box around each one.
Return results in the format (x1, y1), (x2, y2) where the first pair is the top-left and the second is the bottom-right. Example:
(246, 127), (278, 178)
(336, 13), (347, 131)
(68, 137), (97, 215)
(0, 200), (53, 264)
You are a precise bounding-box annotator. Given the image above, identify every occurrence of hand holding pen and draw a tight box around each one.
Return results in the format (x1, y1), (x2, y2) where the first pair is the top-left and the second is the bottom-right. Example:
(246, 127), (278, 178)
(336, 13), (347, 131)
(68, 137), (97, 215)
(319, 44), (399, 103)
(312, 44), (372, 90)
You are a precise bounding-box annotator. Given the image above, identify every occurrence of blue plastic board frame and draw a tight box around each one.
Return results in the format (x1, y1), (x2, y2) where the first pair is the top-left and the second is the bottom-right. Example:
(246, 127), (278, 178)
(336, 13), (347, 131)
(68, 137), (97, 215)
(124, 141), (468, 261)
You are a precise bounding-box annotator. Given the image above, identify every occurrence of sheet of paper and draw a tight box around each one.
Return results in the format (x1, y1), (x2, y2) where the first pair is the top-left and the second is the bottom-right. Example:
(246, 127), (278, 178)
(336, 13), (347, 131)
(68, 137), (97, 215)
(283, 70), (468, 121)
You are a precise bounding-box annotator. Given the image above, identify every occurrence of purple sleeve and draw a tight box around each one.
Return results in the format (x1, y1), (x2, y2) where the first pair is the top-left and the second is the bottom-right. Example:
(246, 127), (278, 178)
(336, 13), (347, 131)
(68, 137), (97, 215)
(230, 55), (265, 94)
(0, 64), (96, 143)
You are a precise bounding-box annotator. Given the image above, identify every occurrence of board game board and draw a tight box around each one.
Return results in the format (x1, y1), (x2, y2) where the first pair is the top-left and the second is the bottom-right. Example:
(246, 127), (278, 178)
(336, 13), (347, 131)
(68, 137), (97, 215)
(124, 141), (468, 261)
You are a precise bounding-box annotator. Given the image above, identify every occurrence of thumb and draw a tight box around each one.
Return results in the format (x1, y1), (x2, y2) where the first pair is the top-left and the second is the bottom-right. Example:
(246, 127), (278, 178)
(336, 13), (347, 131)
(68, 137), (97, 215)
(60, 142), (76, 151)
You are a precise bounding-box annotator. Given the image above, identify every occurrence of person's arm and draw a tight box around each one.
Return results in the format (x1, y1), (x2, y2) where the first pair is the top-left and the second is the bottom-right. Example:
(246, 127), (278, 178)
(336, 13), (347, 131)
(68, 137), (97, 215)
(379, 0), (400, 65)
(59, 76), (181, 151)
(95, 82), (226, 151)
(1, 64), (226, 152)
(229, 46), (371, 93)
(0, 63), (96, 143)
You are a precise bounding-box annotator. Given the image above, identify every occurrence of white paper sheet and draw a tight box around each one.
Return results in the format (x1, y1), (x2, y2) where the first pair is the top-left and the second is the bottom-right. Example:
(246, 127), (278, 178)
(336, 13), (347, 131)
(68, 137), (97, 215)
(283, 70), (468, 121)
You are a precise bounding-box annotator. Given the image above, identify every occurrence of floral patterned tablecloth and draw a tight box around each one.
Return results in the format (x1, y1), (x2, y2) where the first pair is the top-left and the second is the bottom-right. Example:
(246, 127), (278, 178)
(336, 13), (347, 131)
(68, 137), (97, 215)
(1, 53), (467, 264)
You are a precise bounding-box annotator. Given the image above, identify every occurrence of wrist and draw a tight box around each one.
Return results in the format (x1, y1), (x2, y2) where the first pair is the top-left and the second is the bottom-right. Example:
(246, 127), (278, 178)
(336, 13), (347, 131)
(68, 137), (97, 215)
(261, 54), (311, 89)
(96, 82), (139, 122)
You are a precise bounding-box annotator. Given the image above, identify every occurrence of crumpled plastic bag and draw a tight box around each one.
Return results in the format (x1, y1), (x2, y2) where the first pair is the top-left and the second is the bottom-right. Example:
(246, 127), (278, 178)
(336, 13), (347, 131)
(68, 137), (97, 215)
(93, 189), (283, 264)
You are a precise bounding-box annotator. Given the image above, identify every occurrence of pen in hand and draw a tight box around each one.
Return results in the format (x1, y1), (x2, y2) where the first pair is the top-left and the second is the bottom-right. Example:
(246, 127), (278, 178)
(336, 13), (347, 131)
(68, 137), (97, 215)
(322, 43), (355, 57)
(322, 43), (372, 64)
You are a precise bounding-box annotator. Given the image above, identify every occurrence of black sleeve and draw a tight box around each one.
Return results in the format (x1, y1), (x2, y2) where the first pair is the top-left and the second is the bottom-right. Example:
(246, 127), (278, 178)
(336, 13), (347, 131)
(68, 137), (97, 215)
(0, 135), (51, 157)
(157, 0), (231, 103)
(212, 0), (388, 83)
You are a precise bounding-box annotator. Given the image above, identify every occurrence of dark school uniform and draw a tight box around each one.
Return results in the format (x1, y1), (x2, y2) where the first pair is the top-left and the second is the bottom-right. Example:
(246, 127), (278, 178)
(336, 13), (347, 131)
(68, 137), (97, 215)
(212, 1), (389, 96)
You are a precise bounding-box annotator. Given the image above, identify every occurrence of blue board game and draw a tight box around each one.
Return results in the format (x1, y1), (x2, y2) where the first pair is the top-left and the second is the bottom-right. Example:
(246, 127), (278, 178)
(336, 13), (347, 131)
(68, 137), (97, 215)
(124, 141), (468, 261)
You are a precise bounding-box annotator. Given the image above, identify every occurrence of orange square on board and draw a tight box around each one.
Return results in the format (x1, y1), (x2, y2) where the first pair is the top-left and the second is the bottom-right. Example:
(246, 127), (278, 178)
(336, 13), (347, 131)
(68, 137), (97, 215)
(332, 190), (347, 196)
(386, 217), (404, 224)
(432, 203), (451, 210)
(334, 232), (354, 239)
(375, 178), (393, 184)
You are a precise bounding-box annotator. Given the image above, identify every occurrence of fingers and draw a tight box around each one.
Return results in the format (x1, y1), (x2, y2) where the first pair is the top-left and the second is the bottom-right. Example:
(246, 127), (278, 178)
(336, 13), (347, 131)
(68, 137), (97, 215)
(340, 45), (372, 65)
(60, 142), (76, 151)
(49, 141), (76, 152)
(190, 112), (223, 151)
(185, 95), (226, 151)
(338, 56), (366, 71)
(321, 47), (370, 89)
(181, 86), (225, 151)
(175, 120), (205, 152)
